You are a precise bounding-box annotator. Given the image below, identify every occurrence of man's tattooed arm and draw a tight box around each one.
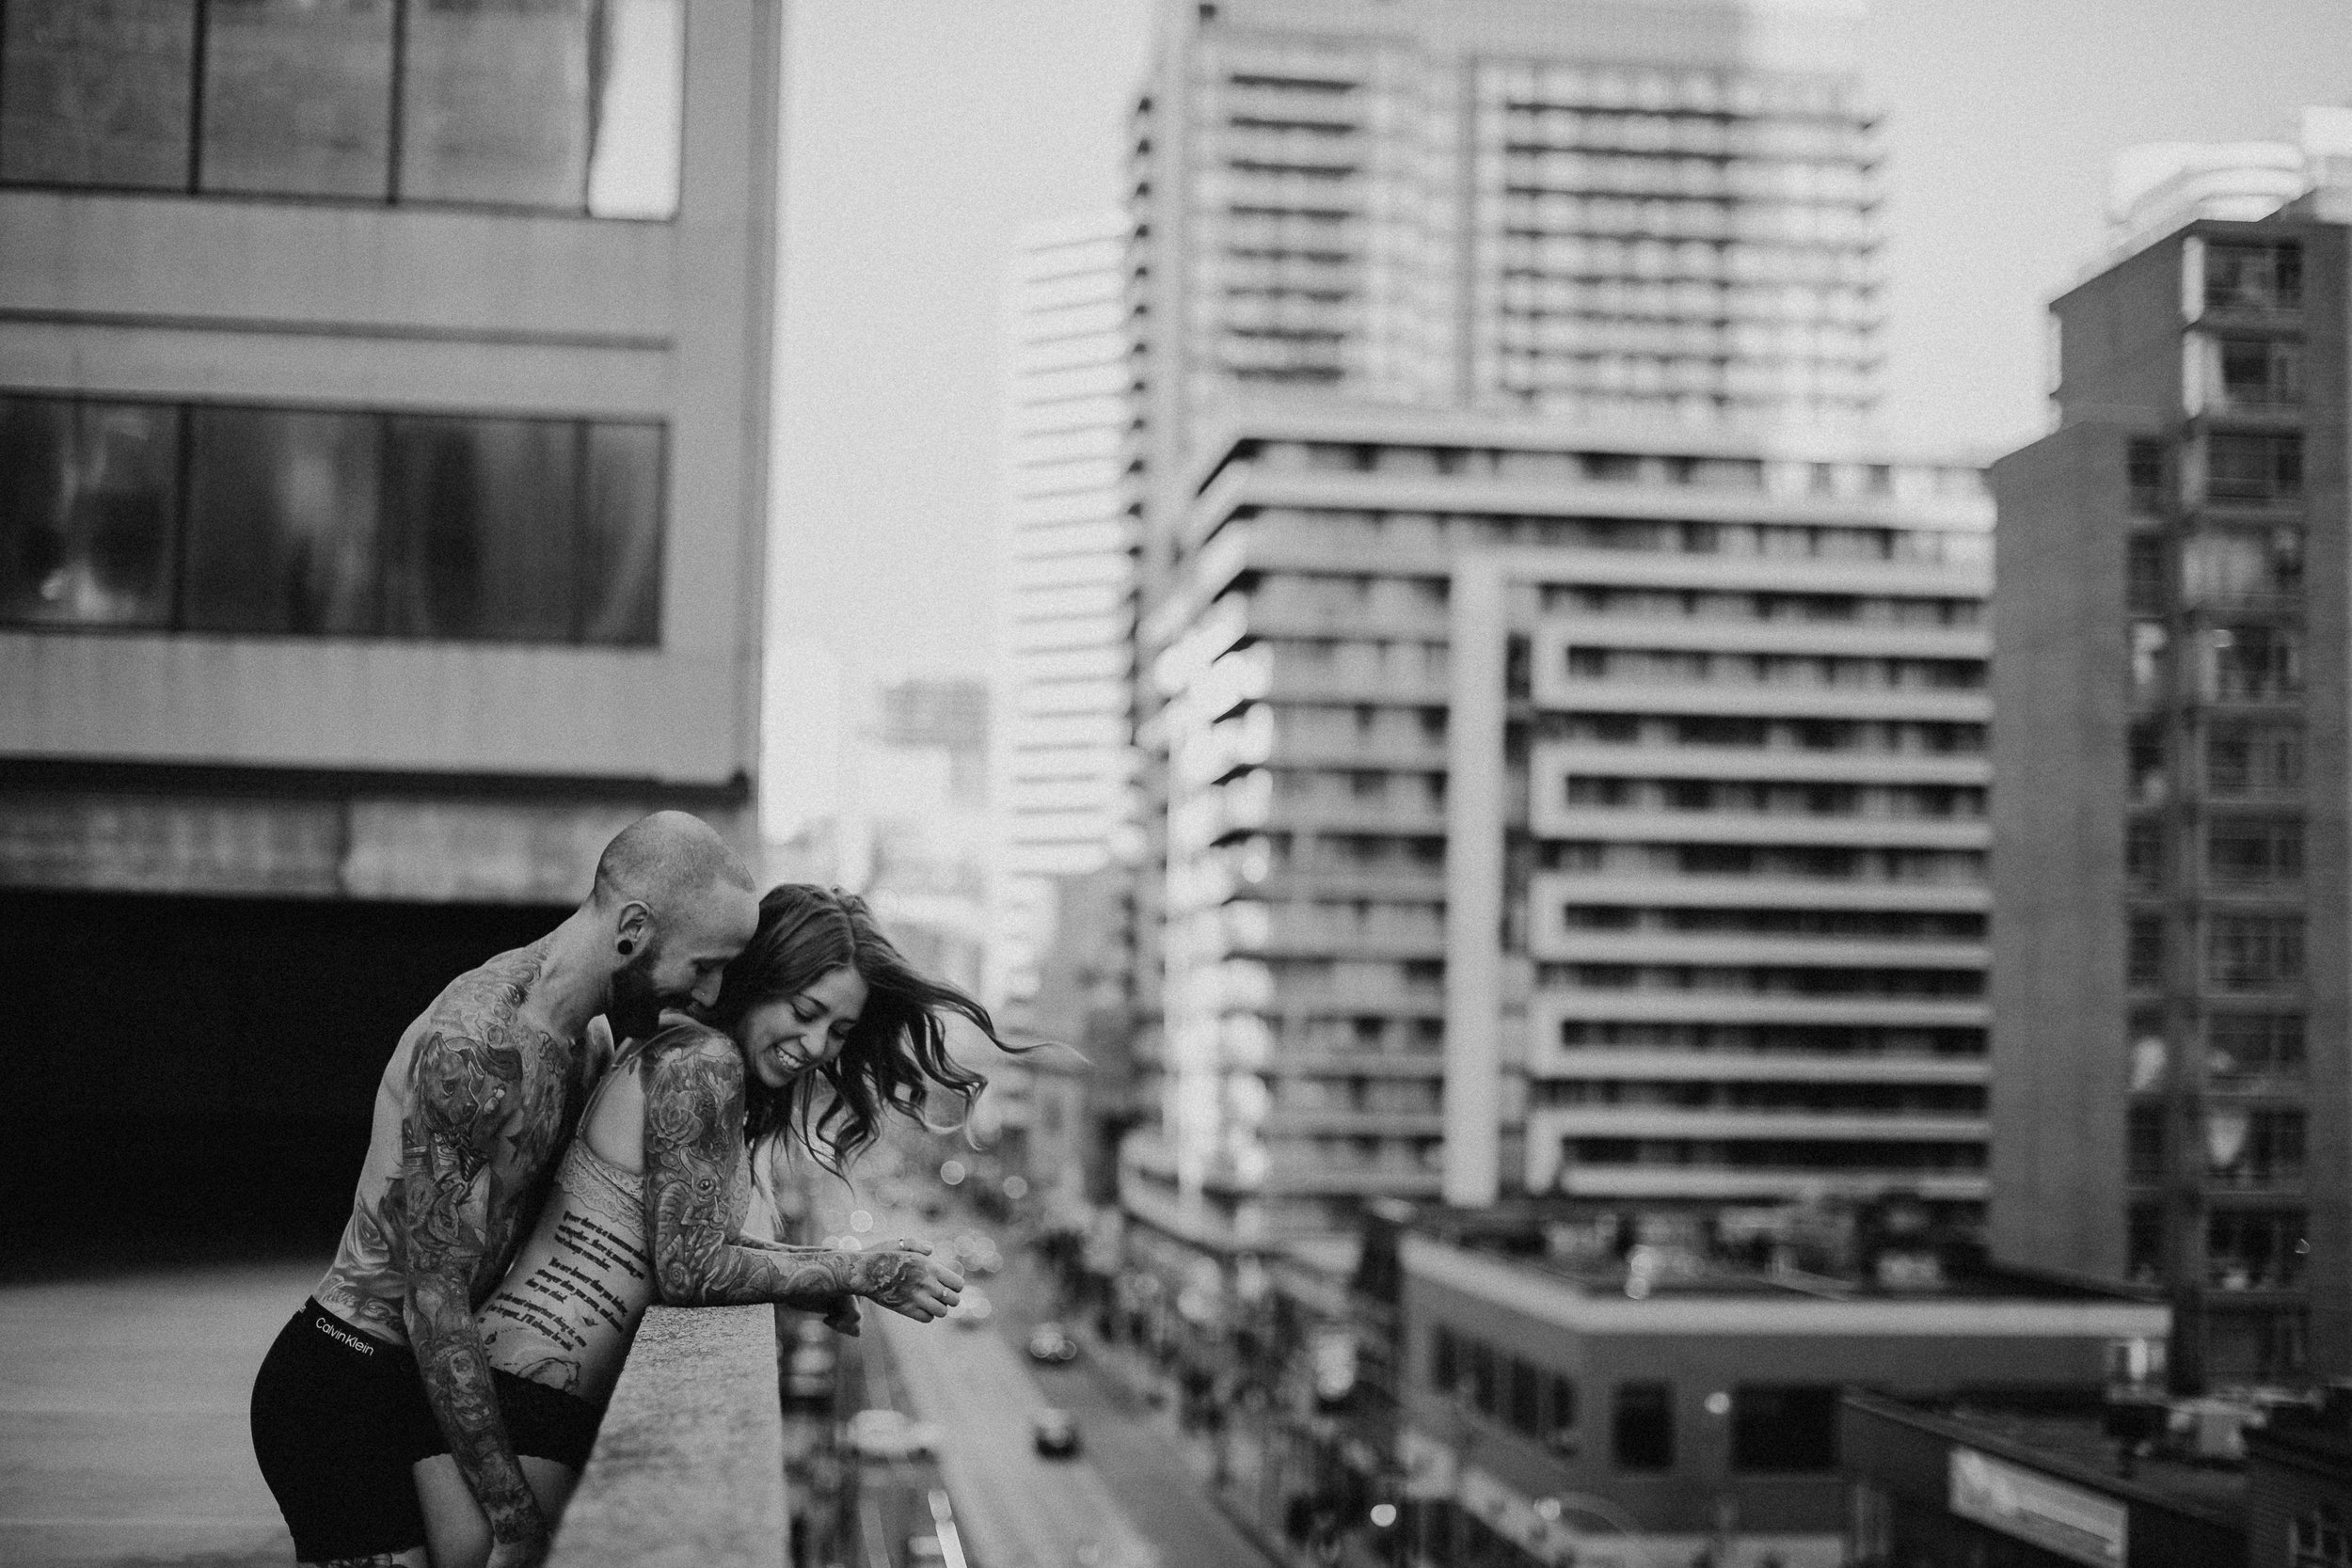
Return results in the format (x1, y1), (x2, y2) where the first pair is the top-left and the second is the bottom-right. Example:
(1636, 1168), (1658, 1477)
(397, 1030), (548, 1563)
(642, 1037), (962, 1318)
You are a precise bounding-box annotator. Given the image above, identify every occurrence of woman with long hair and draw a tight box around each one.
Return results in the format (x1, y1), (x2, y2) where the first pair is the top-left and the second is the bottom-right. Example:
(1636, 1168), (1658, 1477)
(414, 884), (1010, 1567)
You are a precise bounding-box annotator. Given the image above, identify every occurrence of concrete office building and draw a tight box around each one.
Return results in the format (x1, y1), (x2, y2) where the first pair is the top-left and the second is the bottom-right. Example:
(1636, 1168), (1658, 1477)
(1123, 402), (1992, 1246)
(991, 212), (1139, 1032)
(0, 1), (782, 1251)
(1990, 212), (2350, 1388)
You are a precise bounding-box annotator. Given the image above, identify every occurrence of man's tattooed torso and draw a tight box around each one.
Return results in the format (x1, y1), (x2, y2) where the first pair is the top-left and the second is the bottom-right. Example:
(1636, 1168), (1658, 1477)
(311, 942), (595, 1344)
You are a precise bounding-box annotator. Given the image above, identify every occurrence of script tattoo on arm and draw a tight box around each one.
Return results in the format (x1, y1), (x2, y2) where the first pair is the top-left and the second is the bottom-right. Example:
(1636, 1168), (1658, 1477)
(398, 1029), (548, 1559)
(642, 1037), (943, 1314)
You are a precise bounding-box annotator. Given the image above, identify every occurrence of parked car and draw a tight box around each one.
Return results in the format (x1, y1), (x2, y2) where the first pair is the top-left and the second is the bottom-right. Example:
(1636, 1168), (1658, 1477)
(1025, 1323), (1080, 1365)
(1030, 1407), (1079, 1458)
(844, 1407), (943, 1461)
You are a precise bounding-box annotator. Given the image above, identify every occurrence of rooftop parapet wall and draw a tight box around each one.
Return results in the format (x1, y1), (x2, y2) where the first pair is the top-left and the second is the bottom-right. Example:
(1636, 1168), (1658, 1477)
(548, 1305), (788, 1568)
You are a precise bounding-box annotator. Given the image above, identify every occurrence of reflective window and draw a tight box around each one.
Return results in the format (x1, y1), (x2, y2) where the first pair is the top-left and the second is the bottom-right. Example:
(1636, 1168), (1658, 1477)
(199, 0), (396, 198)
(183, 406), (383, 635)
(0, 0), (197, 188)
(0, 0), (680, 216)
(1611, 1381), (1674, 1471)
(2, 392), (663, 646)
(398, 0), (681, 215)
(0, 396), (180, 626)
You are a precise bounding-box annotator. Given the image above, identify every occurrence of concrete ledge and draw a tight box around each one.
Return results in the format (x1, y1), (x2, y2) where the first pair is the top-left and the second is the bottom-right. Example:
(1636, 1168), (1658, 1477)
(548, 1305), (786, 1568)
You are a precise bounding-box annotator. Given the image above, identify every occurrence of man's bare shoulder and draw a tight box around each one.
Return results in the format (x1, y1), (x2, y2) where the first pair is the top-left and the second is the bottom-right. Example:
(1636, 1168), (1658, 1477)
(418, 942), (549, 1045)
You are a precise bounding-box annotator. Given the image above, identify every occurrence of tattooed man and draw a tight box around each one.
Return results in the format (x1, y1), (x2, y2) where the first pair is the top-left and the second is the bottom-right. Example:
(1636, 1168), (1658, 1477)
(249, 812), (760, 1568)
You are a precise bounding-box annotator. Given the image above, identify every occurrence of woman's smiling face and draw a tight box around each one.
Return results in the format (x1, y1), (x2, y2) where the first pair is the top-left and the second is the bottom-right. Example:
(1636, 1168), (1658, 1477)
(739, 965), (869, 1090)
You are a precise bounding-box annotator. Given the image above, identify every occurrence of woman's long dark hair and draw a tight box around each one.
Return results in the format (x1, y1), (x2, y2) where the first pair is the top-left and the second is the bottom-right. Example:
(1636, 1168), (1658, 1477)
(706, 883), (1016, 1175)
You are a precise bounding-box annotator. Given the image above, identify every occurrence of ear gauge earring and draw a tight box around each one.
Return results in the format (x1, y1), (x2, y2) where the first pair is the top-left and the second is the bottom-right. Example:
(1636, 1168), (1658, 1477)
(617, 939), (635, 957)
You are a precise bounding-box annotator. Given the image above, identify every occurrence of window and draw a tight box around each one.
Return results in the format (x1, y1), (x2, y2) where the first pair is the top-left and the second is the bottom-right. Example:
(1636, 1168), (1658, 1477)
(1430, 1326), (1458, 1394)
(0, 397), (181, 626)
(2207, 1014), (2304, 1085)
(2209, 626), (2301, 701)
(2204, 1108), (2304, 1186)
(2127, 1106), (2166, 1183)
(2127, 1204), (2163, 1283)
(2206, 1209), (2306, 1291)
(2205, 242), (2302, 311)
(2207, 914), (2303, 990)
(2, 393), (663, 644)
(2213, 337), (2304, 410)
(2208, 724), (2302, 796)
(2290, 1503), (2350, 1567)
(2206, 433), (2303, 503)
(1506, 1359), (1541, 1436)
(2127, 916), (2165, 990)
(1545, 1374), (1578, 1450)
(2126, 533), (2165, 610)
(2208, 818), (2302, 884)
(1469, 1341), (1497, 1415)
(1612, 1382), (1674, 1471)
(1730, 1386), (1838, 1472)
(2126, 439), (2166, 514)
(0, 0), (682, 215)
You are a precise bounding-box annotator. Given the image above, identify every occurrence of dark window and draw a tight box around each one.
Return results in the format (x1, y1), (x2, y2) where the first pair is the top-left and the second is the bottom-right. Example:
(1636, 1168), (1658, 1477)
(2207, 1014), (2305, 1085)
(2126, 533), (2165, 610)
(2210, 626), (2301, 701)
(0, 396), (180, 626)
(2206, 1209), (2306, 1291)
(0, 0), (197, 188)
(2127, 1203), (2163, 1282)
(2207, 914), (2303, 990)
(0, 0), (682, 216)
(5, 392), (663, 645)
(1506, 1359), (1541, 1436)
(2127, 1106), (2166, 1183)
(2208, 723), (2301, 796)
(200, 0), (396, 198)
(1468, 1341), (1497, 1415)
(1430, 1326), (1457, 1394)
(2205, 242), (2302, 311)
(2215, 337), (2304, 409)
(2127, 916), (2166, 990)
(2127, 439), (2166, 514)
(1545, 1375), (1578, 1447)
(1730, 1386), (1839, 1473)
(1612, 1381), (1674, 1470)
(2207, 434), (2303, 502)
(2208, 818), (2303, 884)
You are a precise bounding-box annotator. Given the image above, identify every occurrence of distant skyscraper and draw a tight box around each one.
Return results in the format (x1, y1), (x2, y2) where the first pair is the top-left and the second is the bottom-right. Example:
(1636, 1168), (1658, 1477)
(990, 212), (1139, 1030)
(1991, 212), (2349, 1389)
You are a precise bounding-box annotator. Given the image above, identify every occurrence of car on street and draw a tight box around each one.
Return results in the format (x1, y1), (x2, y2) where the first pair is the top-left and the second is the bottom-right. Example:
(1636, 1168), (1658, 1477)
(844, 1406), (944, 1462)
(1030, 1407), (1080, 1458)
(1025, 1323), (1080, 1365)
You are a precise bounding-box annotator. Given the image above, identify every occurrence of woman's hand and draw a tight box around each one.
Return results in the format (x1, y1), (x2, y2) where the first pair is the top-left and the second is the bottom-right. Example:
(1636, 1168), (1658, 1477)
(850, 1247), (964, 1323)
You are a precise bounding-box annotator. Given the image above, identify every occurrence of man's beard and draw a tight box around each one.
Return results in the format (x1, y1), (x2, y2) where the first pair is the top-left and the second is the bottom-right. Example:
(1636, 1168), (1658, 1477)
(609, 948), (673, 1043)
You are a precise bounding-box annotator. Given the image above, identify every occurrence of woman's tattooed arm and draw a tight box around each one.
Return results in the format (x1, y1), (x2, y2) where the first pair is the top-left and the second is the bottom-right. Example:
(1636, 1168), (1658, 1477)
(642, 1037), (962, 1317)
(397, 1028), (548, 1561)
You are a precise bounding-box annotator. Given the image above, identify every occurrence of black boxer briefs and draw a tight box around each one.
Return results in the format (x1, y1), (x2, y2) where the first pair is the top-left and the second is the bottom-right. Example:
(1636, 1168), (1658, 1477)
(251, 1303), (607, 1560)
(250, 1300), (441, 1561)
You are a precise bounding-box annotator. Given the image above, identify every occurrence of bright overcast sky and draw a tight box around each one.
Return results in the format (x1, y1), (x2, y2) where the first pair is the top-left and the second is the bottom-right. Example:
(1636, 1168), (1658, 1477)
(762, 0), (2351, 824)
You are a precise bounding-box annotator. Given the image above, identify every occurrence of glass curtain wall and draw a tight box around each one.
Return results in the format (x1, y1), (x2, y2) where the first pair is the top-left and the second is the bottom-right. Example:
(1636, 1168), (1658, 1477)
(0, 0), (681, 214)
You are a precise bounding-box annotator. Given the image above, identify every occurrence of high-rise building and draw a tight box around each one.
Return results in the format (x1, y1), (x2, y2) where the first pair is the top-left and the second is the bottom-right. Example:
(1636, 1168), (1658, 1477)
(2106, 107), (2352, 267)
(1120, 0), (1909, 1250)
(1990, 210), (2349, 1388)
(991, 212), (1138, 1030)
(0, 1), (782, 1251)
(1125, 404), (1992, 1246)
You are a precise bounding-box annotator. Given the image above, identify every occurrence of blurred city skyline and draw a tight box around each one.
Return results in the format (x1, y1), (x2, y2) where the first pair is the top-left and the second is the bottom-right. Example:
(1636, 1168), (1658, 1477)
(764, 0), (2352, 837)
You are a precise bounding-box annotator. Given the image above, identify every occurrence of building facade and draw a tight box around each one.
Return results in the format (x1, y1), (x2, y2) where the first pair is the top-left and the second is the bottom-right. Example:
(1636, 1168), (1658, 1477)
(0, 0), (782, 1251)
(992, 211), (1140, 1032)
(1394, 1227), (2169, 1568)
(1989, 214), (2351, 1389)
(1123, 403), (1992, 1246)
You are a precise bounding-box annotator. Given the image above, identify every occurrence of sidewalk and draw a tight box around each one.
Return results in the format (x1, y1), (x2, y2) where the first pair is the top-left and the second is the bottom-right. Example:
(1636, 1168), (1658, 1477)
(0, 1262), (311, 1568)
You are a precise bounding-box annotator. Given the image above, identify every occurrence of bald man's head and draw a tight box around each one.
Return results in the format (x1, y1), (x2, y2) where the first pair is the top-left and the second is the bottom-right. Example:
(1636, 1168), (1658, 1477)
(593, 812), (761, 1036)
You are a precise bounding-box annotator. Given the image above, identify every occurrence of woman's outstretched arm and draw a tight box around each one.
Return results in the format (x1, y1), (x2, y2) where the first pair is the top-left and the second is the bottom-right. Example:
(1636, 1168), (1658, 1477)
(640, 1032), (962, 1318)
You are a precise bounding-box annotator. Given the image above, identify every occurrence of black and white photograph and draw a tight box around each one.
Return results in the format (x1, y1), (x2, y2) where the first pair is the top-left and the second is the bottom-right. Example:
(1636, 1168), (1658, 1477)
(3, 2), (2350, 1566)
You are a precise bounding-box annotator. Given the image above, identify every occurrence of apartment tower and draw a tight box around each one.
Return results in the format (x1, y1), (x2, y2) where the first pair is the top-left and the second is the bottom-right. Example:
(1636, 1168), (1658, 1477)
(1990, 212), (2350, 1388)
(1122, 0), (1905, 1246)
